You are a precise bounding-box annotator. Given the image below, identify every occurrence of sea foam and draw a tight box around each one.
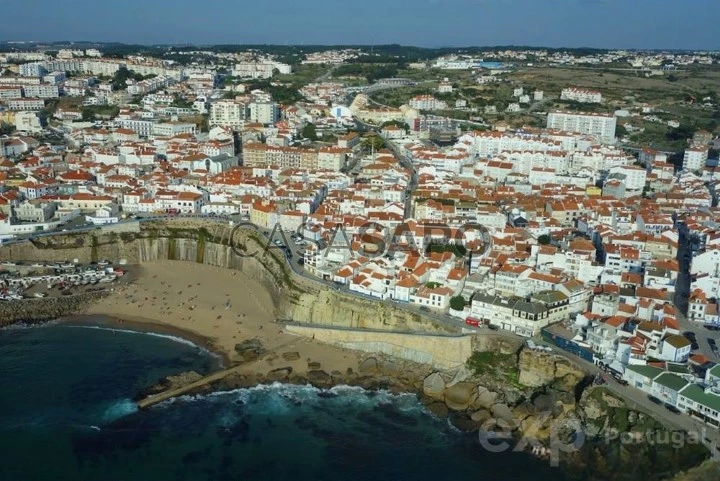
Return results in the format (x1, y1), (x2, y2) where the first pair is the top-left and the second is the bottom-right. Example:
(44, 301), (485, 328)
(156, 382), (426, 416)
(102, 398), (139, 423)
(65, 325), (221, 360)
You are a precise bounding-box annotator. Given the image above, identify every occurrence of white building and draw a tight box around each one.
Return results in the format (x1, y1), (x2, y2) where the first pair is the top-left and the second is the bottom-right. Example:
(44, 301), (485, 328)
(42, 71), (66, 85)
(22, 84), (60, 99)
(209, 100), (248, 130)
(469, 292), (568, 337)
(683, 147), (709, 171)
(0, 86), (23, 100)
(437, 80), (453, 93)
(561, 88), (603, 103)
(114, 118), (153, 137)
(8, 98), (45, 111)
(317, 146), (351, 171)
(19, 62), (47, 77)
(608, 165), (647, 191)
(232, 62), (291, 79)
(249, 102), (279, 125)
(152, 122), (197, 137)
(87, 203), (120, 225)
(14, 111), (43, 134)
(547, 111), (617, 143)
(409, 95), (447, 111)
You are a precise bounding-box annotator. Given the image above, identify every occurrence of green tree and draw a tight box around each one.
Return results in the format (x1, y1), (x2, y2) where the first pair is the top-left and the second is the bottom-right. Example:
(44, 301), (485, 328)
(538, 234), (551, 245)
(171, 95), (193, 109)
(666, 124), (695, 142)
(450, 295), (466, 311)
(380, 120), (410, 132)
(0, 122), (15, 136)
(362, 135), (386, 151)
(615, 124), (628, 138)
(111, 66), (132, 91)
(302, 123), (318, 141)
(81, 108), (95, 122)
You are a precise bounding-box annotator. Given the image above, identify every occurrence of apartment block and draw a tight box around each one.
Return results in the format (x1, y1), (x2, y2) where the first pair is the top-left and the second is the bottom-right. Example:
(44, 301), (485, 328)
(683, 147), (709, 171)
(209, 100), (248, 130)
(546, 111), (616, 143)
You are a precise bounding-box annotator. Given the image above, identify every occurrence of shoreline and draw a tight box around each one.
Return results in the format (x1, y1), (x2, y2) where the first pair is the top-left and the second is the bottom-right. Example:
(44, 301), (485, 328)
(59, 313), (232, 367)
(78, 261), (361, 380)
(57, 312), (713, 481)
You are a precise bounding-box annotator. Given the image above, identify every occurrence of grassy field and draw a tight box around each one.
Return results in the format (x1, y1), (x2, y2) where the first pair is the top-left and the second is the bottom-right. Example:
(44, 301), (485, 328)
(504, 66), (720, 149)
(510, 67), (720, 104)
(273, 64), (327, 85)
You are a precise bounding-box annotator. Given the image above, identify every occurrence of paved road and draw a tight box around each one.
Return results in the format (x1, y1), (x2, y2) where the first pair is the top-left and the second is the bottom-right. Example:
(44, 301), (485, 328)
(542, 339), (720, 455)
(385, 139), (418, 219)
(675, 308), (720, 362)
(313, 65), (338, 84)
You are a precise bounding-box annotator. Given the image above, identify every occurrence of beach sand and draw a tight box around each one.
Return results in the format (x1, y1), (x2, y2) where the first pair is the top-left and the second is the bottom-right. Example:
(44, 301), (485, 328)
(84, 260), (358, 377)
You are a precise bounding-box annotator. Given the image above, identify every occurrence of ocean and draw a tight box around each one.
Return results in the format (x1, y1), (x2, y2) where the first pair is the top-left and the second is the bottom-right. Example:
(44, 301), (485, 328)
(0, 321), (567, 481)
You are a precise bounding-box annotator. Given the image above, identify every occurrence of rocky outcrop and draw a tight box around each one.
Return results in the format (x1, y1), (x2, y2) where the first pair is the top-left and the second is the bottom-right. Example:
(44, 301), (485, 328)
(281, 351), (300, 362)
(475, 386), (497, 409)
(423, 372), (446, 400)
(234, 338), (265, 362)
(138, 370), (204, 399)
(518, 348), (584, 388)
(266, 367), (293, 382)
(667, 461), (720, 481)
(444, 382), (477, 411)
(0, 291), (110, 327)
(358, 357), (379, 374)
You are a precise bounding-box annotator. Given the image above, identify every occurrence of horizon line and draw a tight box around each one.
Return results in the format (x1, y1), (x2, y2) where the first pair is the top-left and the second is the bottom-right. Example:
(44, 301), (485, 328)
(1, 40), (719, 53)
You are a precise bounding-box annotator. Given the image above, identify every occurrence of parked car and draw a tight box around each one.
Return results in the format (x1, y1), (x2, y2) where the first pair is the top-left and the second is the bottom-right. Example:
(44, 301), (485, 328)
(648, 395), (662, 405)
(488, 324), (499, 331)
(419, 306), (430, 312)
(664, 404), (681, 414)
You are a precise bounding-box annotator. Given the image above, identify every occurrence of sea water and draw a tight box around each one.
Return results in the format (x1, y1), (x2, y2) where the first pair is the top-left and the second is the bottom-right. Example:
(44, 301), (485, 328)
(0, 320), (566, 481)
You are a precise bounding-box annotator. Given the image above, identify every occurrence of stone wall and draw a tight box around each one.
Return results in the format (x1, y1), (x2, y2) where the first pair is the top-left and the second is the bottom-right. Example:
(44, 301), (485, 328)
(285, 324), (472, 369)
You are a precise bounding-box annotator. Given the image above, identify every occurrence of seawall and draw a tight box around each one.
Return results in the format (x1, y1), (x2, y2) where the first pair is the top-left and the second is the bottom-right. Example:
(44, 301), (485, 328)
(285, 324), (472, 369)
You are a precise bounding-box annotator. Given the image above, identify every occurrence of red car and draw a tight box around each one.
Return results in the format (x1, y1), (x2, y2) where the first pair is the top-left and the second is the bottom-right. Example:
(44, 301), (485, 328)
(465, 318), (480, 327)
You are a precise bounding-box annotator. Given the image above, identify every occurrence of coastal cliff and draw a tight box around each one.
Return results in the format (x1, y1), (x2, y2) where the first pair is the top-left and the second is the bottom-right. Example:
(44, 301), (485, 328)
(0, 221), (715, 480)
(0, 220), (453, 333)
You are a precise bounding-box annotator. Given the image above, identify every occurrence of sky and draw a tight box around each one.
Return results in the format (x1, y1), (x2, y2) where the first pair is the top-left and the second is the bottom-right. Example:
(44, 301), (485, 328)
(2, 0), (718, 50)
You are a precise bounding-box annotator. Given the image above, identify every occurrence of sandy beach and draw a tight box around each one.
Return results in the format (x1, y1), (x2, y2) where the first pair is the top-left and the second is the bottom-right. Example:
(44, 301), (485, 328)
(83, 260), (358, 377)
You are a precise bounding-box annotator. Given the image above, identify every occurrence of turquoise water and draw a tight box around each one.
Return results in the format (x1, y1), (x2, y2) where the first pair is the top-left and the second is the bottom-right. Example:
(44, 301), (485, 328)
(0, 322), (566, 481)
